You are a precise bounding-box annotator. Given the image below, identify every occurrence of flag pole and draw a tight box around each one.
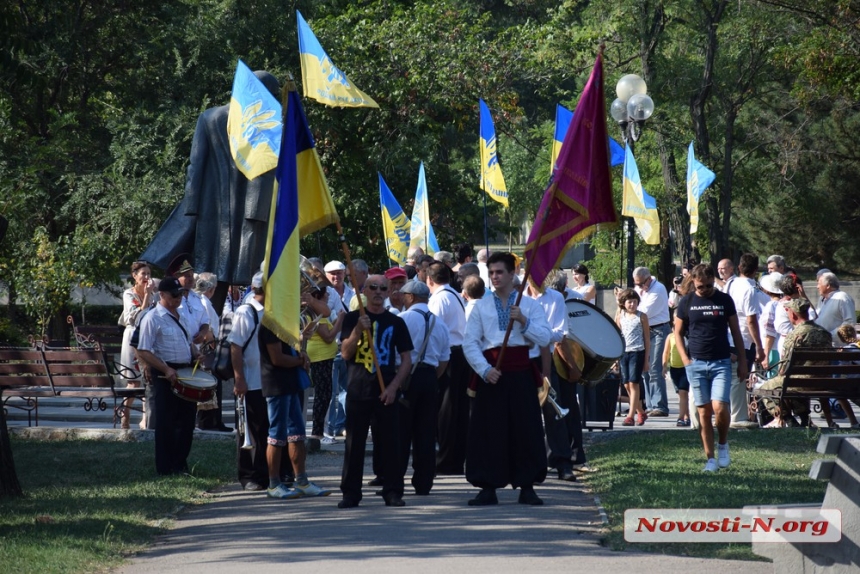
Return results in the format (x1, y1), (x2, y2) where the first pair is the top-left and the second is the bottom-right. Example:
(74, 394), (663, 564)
(493, 181), (558, 369)
(483, 188), (489, 255)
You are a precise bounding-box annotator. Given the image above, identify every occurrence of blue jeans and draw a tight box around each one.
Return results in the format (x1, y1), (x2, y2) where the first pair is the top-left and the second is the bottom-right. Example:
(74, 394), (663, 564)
(686, 358), (732, 406)
(642, 322), (671, 413)
(325, 353), (347, 436)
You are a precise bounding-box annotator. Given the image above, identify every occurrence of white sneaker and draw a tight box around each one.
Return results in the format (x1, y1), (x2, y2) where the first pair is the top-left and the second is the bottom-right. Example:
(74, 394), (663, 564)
(295, 481), (332, 497)
(267, 484), (301, 499)
(702, 458), (719, 473)
(321, 436), (337, 445)
(717, 443), (730, 468)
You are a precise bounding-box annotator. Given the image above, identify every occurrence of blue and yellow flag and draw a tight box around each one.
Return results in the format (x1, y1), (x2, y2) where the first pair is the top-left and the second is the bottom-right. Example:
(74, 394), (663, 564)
(297, 11), (378, 109)
(409, 162), (440, 255)
(262, 89), (339, 347)
(379, 173), (411, 265)
(551, 104), (624, 171)
(621, 144), (660, 245)
(686, 142), (716, 235)
(479, 99), (508, 207)
(227, 60), (282, 180)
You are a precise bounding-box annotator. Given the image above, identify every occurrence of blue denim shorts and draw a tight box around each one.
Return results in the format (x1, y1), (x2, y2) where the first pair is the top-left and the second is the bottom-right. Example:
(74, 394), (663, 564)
(685, 358), (732, 406)
(266, 392), (305, 446)
(620, 350), (646, 384)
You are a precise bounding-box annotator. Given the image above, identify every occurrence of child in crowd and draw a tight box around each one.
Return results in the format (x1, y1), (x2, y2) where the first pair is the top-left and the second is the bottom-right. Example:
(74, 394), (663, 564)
(663, 333), (691, 426)
(615, 289), (650, 426)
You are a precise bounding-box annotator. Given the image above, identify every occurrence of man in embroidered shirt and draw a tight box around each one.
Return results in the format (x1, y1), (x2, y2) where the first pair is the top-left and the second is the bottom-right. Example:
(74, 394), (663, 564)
(462, 252), (551, 506)
(816, 272), (856, 344)
(136, 276), (198, 475)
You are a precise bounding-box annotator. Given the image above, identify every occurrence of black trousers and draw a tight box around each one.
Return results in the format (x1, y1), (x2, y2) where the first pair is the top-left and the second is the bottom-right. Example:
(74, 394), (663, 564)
(543, 362), (586, 470)
(151, 372), (197, 475)
(398, 365), (438, 494)
(466, 368), (547, 490)
(436, 346), (470, 474)
(340, 395), (402, 503)
(237, 389), (292, 486)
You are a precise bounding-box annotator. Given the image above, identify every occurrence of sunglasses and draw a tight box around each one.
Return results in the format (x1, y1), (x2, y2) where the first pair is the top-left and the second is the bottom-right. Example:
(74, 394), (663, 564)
(366, 284), (388, 292)
(695, 283), (715, 292)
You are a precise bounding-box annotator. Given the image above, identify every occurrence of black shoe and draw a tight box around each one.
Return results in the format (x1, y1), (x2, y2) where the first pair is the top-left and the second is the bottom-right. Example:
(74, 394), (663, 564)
(375, 489), (384, 496)
(215, 425), (233, 432)
(338, 498), (359, 509)
(468, 488), (498, 506)
(367, 476), (384, 487)
(518, 487), (544, 505)
(414, 489), (430, 496)
(384, 493), (406, 507)
(243, 481), (265, 491)
(558, 469), (577, 482)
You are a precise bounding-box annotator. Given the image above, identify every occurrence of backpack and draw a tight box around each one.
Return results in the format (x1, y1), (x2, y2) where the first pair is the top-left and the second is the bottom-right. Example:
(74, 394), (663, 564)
(211, 304), (259, 380)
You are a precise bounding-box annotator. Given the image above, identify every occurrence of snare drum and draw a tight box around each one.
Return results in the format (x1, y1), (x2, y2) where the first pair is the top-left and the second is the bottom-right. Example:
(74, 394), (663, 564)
(172, 367), (217, 403)
(564, 299), (625, 385)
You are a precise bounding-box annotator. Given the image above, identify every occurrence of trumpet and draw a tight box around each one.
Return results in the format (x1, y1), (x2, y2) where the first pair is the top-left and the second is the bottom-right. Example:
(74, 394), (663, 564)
(538, 377), (570, 420)
(237, 395), (253, 450)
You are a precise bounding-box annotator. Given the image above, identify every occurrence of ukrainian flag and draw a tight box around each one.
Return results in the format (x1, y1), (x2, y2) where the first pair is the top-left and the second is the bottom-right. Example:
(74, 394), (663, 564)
(551, 104), (625, 171)
(409, 162), (440, 255)
(479, 99), (508, 207)
(227, 60), (282, 180)
(379, 173), (411, 265)
(621, 144), (660, 245)
(686, 142), (716, 235)
(297, 11), (378, 109)
(262, 89), (339, 347)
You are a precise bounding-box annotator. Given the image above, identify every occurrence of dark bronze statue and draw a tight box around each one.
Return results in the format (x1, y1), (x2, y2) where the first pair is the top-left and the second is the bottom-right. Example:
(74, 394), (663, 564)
(141, 71), (280, 286)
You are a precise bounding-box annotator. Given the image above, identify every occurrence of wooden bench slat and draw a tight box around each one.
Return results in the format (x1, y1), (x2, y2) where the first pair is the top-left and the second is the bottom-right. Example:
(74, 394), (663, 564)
(789, 365), (860, 375)
(47, 364), (111, 375)
(50, 375), (113, 387)
(0, 364), (48, 375)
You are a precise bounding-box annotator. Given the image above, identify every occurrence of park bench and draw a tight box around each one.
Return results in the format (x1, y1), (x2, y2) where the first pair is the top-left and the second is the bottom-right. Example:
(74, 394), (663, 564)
(749, 347), (860, 425)
(67, 315), (140, 381)
(0, 342), (143, 428)
(750, 433), (860, 572)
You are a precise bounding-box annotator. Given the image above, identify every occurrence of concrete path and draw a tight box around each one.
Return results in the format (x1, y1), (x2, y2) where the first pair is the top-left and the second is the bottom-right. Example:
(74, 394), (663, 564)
(117, 451), (771, 574)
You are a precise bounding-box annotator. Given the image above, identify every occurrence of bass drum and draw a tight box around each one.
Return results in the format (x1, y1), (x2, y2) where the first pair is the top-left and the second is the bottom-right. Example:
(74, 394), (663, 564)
(564, 298), (624, 386)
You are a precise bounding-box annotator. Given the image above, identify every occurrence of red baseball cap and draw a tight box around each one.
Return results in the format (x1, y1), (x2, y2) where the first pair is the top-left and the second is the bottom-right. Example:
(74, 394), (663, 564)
(384, 267), (407, 280)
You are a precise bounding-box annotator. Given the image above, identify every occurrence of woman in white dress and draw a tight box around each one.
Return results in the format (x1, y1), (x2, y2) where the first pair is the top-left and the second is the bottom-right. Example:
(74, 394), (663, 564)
(571, 264), (596, 305)
(119, 261), (158, 428)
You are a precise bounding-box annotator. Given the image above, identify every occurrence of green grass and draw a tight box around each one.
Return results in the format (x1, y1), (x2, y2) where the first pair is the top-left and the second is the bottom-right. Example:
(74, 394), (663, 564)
(0, 436), (235, 574)
(581, 428), (836, 560)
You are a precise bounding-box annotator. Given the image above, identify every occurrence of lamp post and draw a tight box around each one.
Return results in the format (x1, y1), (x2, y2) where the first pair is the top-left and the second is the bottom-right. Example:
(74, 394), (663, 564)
(611, 74), (655, 287)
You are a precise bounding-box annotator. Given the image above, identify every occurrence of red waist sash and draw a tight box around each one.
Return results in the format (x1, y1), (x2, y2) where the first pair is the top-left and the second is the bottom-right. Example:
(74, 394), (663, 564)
(467, 346), (542, 397)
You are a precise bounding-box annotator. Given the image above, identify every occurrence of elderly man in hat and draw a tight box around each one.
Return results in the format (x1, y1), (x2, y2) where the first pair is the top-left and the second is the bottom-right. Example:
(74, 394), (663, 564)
(166, 254), (213, 348)
(398, 280), (450, 495)
(323, 260), (351, 443)
(136, 277), (199, 475)
(384, 267), (408, 314)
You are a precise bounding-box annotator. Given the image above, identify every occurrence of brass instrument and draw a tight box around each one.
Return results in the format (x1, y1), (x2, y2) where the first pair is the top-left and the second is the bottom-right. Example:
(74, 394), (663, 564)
(238, 395), (253, 450)
(299, 255), (325, 347)
(538, 377), (570, 420)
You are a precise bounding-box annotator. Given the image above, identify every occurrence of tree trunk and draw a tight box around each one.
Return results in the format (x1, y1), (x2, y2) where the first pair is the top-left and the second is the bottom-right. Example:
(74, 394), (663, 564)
(0, 389), (23, 497)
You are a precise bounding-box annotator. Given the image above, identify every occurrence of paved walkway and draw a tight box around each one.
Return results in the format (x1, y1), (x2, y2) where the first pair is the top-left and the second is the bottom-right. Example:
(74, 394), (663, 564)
(116, 451), (770, 574)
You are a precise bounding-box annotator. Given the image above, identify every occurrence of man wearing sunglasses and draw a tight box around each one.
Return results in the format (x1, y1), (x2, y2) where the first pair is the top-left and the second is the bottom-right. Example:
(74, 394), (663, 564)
(338, 275), (414, 508)
(136, 276), (199, 475)
(674, 264), (748, 473)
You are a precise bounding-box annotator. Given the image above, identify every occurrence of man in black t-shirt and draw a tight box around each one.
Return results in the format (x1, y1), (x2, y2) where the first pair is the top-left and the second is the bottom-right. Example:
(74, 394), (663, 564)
(259, 322), (331, 499)
(674, 264), (748, 474)
(338, 274), (414, 508)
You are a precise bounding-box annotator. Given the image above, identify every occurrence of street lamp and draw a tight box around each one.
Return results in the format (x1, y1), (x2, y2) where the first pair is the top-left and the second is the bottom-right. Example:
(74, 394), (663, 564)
(611, 74), (655, 287)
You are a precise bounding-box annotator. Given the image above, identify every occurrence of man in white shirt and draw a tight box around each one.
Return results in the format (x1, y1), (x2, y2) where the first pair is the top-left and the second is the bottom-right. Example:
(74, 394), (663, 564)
(427, 261), (469, 475)
(397, 280), (450, 496)
(324, 260), (351, 441)
(229, 272), (290, 492)
(463, 252), (551, 506)
(136, 276), (198, 475)
(633, 267), (671, 417)
(816, 272), (856, 344)
(719, 255), (765, 428)
(383, 267), (408, 314)
(476, 248), (491, 290)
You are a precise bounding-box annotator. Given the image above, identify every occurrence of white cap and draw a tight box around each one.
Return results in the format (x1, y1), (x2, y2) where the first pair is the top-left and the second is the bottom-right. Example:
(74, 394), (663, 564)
(324, 260), (346, 272)
(251, 271), (264, 288)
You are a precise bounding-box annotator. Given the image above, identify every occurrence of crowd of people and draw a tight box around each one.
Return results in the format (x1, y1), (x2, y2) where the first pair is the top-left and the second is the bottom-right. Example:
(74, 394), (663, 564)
(118, 245), (859, 497)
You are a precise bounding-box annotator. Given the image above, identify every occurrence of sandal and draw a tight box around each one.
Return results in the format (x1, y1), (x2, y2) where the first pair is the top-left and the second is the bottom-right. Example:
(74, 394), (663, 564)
(622, 417), (635, 426)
